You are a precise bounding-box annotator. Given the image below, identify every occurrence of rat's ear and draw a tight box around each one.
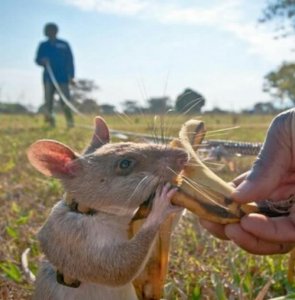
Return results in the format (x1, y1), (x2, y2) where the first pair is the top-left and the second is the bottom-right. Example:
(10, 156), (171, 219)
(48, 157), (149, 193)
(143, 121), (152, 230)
(83, 116), (110, 155)
(27, 140), (81, 178)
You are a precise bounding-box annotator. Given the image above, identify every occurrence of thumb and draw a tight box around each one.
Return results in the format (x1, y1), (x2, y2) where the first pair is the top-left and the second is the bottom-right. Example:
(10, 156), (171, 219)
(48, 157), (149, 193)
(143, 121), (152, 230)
(232, 112), (293, 203)
(231, 177), (276, 203)
(232, 152), (287, 202)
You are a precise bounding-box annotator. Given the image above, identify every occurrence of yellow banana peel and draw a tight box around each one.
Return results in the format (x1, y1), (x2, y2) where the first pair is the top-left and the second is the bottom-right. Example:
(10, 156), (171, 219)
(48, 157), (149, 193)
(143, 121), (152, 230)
(171, 119), (259, 224)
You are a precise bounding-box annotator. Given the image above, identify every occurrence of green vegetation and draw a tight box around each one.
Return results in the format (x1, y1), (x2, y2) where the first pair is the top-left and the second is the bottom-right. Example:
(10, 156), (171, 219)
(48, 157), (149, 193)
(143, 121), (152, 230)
(264, 63), (295, 105)
(0, 113), (294, 299)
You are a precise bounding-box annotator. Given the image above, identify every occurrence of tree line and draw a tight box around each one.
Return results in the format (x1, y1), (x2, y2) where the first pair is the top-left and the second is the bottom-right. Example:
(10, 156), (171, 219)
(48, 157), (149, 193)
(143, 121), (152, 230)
(0, 85), (206, 115)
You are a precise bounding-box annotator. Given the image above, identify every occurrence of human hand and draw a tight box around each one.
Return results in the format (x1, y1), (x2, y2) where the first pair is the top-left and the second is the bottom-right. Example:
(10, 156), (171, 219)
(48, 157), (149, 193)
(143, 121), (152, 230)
(40, 58), (49, 66)
(200, 108), (295, 254)
(69, 78), (76, 86)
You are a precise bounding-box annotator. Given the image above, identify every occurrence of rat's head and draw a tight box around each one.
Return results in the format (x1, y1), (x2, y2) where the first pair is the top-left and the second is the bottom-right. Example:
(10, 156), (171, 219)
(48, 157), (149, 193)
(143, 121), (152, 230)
(27, 117), (188, 216)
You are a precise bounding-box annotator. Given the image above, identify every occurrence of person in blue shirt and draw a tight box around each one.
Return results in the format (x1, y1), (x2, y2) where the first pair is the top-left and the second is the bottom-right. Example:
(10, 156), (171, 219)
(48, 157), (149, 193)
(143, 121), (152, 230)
(35, 23), (75, 128)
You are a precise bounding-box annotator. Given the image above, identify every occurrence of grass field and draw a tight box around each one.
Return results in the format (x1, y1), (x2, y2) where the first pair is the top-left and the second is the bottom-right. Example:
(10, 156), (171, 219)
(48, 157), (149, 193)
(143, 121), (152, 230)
(0, 113), (294, 299)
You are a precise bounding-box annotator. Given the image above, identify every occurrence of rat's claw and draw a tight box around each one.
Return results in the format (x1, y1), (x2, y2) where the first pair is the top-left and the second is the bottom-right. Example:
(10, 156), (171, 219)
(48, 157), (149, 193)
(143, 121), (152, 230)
(159, 183), (179, 202)
(166, 187), (178, 201)
(161, 183), (171, 195)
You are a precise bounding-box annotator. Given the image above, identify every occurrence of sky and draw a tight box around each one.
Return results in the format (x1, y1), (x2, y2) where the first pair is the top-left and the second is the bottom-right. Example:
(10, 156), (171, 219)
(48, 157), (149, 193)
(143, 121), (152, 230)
(0, 0), (294, 112)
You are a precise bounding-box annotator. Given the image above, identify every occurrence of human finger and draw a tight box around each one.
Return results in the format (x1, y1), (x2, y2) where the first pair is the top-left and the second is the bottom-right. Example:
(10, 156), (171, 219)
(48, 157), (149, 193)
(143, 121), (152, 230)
(225, 223), (293, 255)
(199, 219), (228, 240)
(239, 212), (295, 243)
(268, 184), (295, 201)
(230, 171), (249, 188)
(232, 110), (295, 203)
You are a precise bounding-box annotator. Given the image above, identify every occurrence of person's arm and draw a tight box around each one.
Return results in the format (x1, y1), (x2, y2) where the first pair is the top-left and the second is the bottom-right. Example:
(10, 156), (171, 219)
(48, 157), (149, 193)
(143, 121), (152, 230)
(201, 108), (295, 254)
(35, 42), (48, 66)
(66, 42), (75, 81)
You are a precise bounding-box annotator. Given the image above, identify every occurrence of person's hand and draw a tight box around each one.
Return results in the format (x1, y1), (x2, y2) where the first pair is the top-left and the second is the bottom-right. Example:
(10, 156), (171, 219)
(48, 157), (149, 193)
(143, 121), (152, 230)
(40, 58), (49, 66)
(69, 78), (76, 86)
(200, 108), (295, 254)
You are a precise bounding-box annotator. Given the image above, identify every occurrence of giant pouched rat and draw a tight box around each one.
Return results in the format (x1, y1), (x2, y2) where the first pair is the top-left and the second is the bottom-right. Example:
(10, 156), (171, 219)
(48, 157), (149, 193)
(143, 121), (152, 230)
(27, 116), (188, 300)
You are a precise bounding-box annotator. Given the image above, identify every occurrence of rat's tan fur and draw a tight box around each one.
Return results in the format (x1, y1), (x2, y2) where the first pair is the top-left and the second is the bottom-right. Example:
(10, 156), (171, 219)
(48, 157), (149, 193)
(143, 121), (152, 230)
(28, 117), (187, 300)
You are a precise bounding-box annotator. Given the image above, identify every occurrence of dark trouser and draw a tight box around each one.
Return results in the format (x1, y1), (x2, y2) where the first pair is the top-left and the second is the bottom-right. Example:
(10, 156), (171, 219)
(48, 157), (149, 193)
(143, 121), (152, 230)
(44, 82), (74, 127)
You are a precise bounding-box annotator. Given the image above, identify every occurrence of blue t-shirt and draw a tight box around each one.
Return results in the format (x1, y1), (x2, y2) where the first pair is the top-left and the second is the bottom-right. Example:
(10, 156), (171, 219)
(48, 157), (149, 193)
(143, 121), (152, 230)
(35, 38), (75, 84)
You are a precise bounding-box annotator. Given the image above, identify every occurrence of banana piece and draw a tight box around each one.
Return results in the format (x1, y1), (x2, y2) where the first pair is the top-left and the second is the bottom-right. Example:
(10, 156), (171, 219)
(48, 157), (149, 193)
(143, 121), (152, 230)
(171, 119), (259, 224)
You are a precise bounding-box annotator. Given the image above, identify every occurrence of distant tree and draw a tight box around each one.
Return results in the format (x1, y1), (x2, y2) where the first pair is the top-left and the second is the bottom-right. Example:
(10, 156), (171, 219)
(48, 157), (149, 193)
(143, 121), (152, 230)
(78, 99), (100, 114)
(0, 102), (29, 114)
(263, 62), (295, 105)
(253, 102), (277, 114)
(207, 107), (229, 114)
(260, 0), (295, 36)
(70, 79), (99, 104)
(99, 104), (116, 115)
(122, 100), (143, 114)
(147, 97), (171, 114)
(175, 88), (205, 114)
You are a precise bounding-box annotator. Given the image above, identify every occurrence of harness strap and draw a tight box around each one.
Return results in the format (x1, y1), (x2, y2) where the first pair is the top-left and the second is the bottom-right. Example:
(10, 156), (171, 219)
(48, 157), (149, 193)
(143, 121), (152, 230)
(65, 192), (97, 215)
(56, 270), (81, 288)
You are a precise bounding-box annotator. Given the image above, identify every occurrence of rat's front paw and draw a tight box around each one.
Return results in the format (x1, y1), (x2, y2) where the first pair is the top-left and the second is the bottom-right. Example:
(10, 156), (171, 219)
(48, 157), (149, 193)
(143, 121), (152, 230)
(147, 183), (182, 226)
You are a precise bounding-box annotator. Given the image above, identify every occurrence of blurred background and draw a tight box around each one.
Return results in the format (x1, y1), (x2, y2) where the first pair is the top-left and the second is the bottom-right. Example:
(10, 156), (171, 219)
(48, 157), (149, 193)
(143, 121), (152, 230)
(1, 1), (295, 299)
(0, 0), (294, 115)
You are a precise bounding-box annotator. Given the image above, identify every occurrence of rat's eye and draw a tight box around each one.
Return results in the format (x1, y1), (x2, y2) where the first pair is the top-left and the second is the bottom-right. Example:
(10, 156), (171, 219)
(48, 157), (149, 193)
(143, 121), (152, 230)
(116, 158), (136, 175)
(119, 159), (132, 169)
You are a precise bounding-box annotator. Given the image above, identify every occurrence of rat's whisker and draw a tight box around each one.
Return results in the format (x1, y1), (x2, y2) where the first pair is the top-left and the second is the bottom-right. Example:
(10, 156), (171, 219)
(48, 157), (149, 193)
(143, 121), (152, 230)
(203, 161), (227, 167)
(138, 76), (149, 103)
(125, 175), (150, 203)
(206, 126), (240, 134)
(163, 97), (204, 132)
(183, 126), (240, 144)
(154, 94), (205, 142)
(181, 176), (228, 209)
(152, 115), (161, 144)
(115, 112), (134, 126)
(178, 97), (204, 117)
(184, 162), (206, 168)
(180, 177), (210, 203)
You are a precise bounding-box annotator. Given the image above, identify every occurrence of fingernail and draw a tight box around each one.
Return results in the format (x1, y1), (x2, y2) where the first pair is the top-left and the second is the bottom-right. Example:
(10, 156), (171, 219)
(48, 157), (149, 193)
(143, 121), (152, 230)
(172, 185), (180, 191)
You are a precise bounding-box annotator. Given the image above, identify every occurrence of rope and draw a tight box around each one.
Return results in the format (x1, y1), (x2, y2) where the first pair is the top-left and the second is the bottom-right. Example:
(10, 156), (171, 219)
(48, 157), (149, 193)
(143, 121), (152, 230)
(45, 62), (84, 116)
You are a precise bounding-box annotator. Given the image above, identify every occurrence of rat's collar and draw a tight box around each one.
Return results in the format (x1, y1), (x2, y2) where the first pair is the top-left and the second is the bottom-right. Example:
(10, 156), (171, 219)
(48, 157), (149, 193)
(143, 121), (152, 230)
(64, 193), (97, 215)
(56, 269), (81, 288)
(64, 192), (149, 219)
